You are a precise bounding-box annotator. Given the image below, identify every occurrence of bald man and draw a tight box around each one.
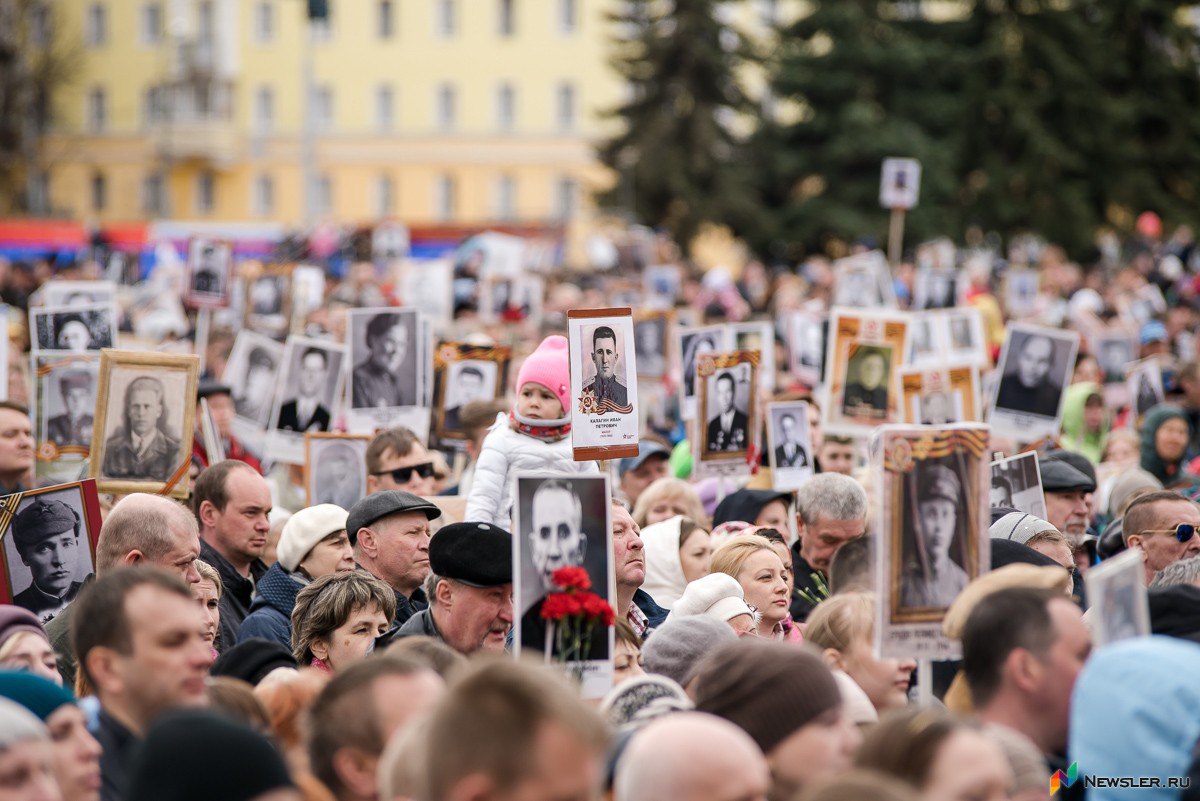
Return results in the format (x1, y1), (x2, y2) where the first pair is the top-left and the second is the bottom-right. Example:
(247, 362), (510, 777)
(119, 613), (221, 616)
(615, 713), (770, 801)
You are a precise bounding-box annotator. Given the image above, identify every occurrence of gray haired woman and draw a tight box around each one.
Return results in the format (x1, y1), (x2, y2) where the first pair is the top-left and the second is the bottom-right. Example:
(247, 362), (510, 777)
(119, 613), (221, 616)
(290, 572), (396, 674)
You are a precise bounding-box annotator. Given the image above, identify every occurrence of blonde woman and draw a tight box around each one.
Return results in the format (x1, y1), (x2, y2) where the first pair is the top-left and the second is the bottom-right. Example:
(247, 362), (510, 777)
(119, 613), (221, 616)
(632, 477), (708, 529)
(291, 572), (396, 673)
(0, 606), (60, 685)
(193, 560), (224, 656)
(710, 535), (789, 639)
(805, 592), (917, 714)
(640, 516), (713, 608)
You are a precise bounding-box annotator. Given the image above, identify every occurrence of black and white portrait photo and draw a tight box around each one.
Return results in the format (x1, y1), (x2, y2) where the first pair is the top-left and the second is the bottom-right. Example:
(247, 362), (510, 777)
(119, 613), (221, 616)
(31, 304), (116, 354)
(788, 312), (825, 385)
(0, 480), (102, 624)
(705, 366), (751, 454)
(1126, 359), (1164, 419)
(271, 341), (345, 435)
(842, 344), (893, 421)
(187, 238), (232, 307)
(89, 351), (198, 498)
(40, 360), (99, 451)
(913, 269), (957, 310)
(349, 309), (419, 410)
(679, 326), (726, 414)
(908, 316), (940, 365)
(634, 315), (668, 378)
(442, 361), (499, 432)
(1084, 549), (1150, 647)
(767, 401), (813, 491)
(899, 460), (972, 610)
(733, 321), (775, 391)
(941, 308), (989, 367)
(1093, 333), (1136, 385)
(989, 451), (1048, 519)
(513, 474), (613, 668)
(222, 332), (285, 429)
(916, 390), (958, 425)
(249, 274), (287, 317)
(990, 325), (1079, 437)
(580, 323), (630, 412)
(305, 434), (369, 510)
(1006, 270), (1039, 313)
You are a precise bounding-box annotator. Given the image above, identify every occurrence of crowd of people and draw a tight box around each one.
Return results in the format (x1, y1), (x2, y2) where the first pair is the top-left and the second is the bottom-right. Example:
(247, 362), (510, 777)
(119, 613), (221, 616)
(2, 220), (1200, 801)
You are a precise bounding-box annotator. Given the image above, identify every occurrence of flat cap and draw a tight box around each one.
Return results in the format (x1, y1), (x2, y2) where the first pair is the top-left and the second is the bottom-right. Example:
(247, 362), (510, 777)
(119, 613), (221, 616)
(1043, 449), (1097, 489)
(345, 491), (440, 546)
(919, 463), (961, 504)
(1040, 459), (1095, 493)
(429, 521), (512, 587)
(12, 500), (79, 550)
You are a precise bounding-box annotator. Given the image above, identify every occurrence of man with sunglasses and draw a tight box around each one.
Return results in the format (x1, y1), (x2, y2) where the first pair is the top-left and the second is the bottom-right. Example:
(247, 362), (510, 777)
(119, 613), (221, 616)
(365, 427), (437, 497)
(1122, 490), (1200, 584)
(347, 489), (442, 626)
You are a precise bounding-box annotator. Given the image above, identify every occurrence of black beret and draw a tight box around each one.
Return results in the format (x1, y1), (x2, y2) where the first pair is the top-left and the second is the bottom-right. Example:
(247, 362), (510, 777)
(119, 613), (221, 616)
(429, 521), (512, 587)
(210, 638), (297, 686)
(345, 491), (441, 546)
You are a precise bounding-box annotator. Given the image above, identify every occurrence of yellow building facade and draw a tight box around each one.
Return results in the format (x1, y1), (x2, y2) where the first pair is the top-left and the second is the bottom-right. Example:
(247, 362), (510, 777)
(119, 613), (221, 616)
(41, 0), (628, 228)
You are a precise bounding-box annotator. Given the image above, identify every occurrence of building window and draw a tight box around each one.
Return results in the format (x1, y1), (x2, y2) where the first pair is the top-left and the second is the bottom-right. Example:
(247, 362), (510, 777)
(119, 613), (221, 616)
(436, 84), (456, 131)
(558, 0), (576, 33)
(314, 85), (334, 131)
(436, 0), (455, 37)
(87, 87), (107, 132)
(378, 0), (394, 37)
(555, 175), (576, 220)
(495, 175), (516, 221)
(496, 83), (515, 132)
(143, 172), (166, 215)
(142, 87), (164, 126)
(140, 4), (162, 44)
(556, 82), (575, 132)
(255, 86), (274, 132)
(254, 173), (274, 215)
(498, 0), (515, 36)
(375, 174), (394, 216)
(435, 174), (456, 221)
(316, 174), (332, 215)
(30, 4), (51, 47)
(85, 3), (106, 46)
(28, 170), (50, 215)
(91, 171), (107, 212)
(196, 171), (216, 214)
(376, 85), (394, 131)
(254, 1), (275, 42)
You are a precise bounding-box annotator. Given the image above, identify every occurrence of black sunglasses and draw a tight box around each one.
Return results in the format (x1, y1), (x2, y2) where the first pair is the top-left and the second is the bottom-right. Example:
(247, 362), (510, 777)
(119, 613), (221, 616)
(371, 462), (435, 484)
(1140, 524), (1197, 543)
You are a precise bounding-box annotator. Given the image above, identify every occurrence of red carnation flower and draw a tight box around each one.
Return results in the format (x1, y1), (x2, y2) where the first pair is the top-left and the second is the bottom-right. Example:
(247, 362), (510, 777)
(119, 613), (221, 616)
(551, 566), (592, 592)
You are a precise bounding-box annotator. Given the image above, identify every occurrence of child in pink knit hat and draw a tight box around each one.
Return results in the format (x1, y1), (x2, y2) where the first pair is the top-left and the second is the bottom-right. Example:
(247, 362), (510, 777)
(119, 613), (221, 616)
(464, 335), (598, 526)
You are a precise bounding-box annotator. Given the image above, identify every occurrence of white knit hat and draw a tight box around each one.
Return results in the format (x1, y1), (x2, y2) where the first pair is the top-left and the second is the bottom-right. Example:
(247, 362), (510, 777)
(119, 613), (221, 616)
(989, 512), (1057, 546)
(668, 573), (755, 623)
(276, 504), (349, 572)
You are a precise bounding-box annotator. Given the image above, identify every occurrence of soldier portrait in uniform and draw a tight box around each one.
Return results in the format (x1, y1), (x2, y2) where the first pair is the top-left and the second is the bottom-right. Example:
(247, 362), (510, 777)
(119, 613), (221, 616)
(267, 337), (346, 464)
(899, 462), (971, 610)
(842, 345), (892, 420)
(31, 304), (116, 354)
(442, 361), (497, 433)
(89, 350), (198, 498)
(0, 480), (103, 622)
(186, 238), (232, 307)
(349, 309), (418, 410)
(45, 367), (97, 449)
(305, 433), (370, 509)
(580, 324), (630, 412)
(705, 369), (750, 453)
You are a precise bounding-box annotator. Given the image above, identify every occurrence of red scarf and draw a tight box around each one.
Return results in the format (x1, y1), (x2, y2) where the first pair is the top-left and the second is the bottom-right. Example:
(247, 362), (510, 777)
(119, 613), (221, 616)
(509, 411), (571, 443)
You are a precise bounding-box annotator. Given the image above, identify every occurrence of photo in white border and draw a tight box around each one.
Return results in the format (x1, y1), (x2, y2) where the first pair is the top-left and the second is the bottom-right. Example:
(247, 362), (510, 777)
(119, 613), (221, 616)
(677, 324), (730, 420)
(345, 308), (423, 434)
(988, 324), (1080, 441)
(222, 331), (286, 437)
(1126, 358), (1164, 420)
(832, 251), (896, 309)
(266, 337), (348, 465)
(766, 401), (813, 491)
(786, 311), (825, 388)
(1091, 332), (1137, 385)
(186, 238), (233, 307)
(306, 435), (369, 510)
(941, 308), (989, 368)
(989, 451), (1048, 520)
(569, 312), (639, 459)
(1084, 549), (1150, 647)
(30, 303), (117, 354)
(732, 321), (775, 392)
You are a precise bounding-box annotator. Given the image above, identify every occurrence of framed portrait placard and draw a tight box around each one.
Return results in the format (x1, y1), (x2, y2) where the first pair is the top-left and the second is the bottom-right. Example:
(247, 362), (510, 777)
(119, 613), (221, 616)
(989, 451), (1047, 520)
(243, 266), (293, 337)
(766, 401), (813, 491)
(785, 311), (825, 388)
(185, 237), (233, 309)
(1084, 549), (1150, 648)
(1126, 357), (1164, 423)
(897, 365), (981, 425)
(345, 307), (424, 434)
(873, 424), (990, 660)
(677, 324), (732, 421)
(34, 353), (100, 485)
(30, 302), (117, 355)
(37, 280), (117, 310)
(512, 472), (615, 699)
(940, 307), (989, 368)
(0, 479), (104, 624)
(568, 308), (639, 461)
(988, 323), (1080, 442)
(822, 308), (909, 437)
(732, 321), (775, 392)
(431, 343), (510, 449)
(222, 331), (286, 445)
(906, 312), (944, 367)
(633, 311), (671, 380)
(694, 350), (759, 479)
(266, 336), (348, 465)
(832, 251), (897, 309)
(305, 433), (370, 509)
(88, 350), (199, 499)
(1091, 331), (1137, 385)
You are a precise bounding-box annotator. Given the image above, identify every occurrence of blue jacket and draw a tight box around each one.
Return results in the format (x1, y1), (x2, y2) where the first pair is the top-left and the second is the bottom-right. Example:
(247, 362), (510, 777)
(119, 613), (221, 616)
(633, 588), (669, 632)
(238, 563), (304, 650)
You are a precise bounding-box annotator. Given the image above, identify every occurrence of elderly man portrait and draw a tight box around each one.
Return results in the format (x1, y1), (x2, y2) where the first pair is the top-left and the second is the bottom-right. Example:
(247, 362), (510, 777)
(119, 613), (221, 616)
(101, 374), (181, 482)
(996, 333), (1065, 416)
(10, 498), (86, 624)
(774, 412), (808, 469)
(352, 312), (414, 409)
(842, 347), (889, 419)
(582, 325), (628, 409)
(46, 367), (95, 449)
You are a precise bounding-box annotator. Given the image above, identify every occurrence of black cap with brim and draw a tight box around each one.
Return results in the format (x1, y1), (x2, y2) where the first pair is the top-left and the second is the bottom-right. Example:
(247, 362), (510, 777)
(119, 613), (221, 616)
(617, 441), (672, 477)
(197, 380), (234, 400)
(1043, 449), (1098, 487)
(1040, 459), (1096, 493)
(346, 490), (442, 546)
(429, 521), (512, 587)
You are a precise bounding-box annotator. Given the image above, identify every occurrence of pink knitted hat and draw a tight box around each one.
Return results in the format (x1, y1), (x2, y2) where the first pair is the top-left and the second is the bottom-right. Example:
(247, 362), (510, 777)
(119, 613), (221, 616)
(516, 335), (571, 416)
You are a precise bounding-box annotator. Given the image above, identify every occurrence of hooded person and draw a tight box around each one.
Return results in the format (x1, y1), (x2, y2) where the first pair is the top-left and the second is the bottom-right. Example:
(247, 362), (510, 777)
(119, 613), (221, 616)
(1060, 382), (1109, 465)
(238, 504), (354, 649)
(1070, 637), (1200, 801)
(1140, 404), (1196, 488)
(639, 516), (712, 609)
(711, 489), (793, 530)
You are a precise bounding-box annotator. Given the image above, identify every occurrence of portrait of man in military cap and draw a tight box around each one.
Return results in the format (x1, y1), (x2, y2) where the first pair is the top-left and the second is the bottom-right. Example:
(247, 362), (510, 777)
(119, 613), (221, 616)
(900, 462), (970, 609)
(100, 374), (183, 482)
(5, 495), (92, 624)
(45, 367), (96, 449)
(580, 324), (629, 411)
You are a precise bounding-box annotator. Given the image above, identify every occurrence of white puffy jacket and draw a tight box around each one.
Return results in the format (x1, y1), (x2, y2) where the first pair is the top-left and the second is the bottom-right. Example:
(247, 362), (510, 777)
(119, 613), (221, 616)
(464, 414), (599, 527)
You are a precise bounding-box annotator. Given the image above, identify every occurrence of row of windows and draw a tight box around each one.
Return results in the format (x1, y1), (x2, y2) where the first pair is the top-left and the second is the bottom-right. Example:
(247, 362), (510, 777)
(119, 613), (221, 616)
(80, 0), (580, 49)
(85, 170), (579, 222)
(86, 83), (580, 133)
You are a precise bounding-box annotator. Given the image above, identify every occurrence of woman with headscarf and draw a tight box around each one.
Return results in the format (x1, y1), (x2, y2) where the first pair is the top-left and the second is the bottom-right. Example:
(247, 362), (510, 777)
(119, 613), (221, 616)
(1139, 404), (1198, 490)
(639, 516), (712, 609)
(1060, 382), (1109, 465)
(0, 672), (101, 801)
(0, 606), (61, 686)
